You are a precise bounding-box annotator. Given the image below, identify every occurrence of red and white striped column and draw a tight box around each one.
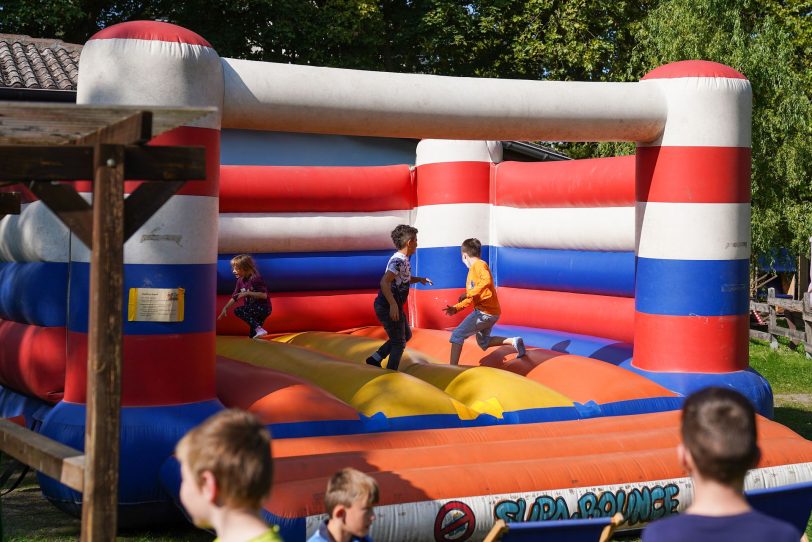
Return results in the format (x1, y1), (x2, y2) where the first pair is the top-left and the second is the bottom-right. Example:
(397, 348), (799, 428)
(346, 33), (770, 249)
(633, 61), (751, 373)
(411, 140), (500, 329)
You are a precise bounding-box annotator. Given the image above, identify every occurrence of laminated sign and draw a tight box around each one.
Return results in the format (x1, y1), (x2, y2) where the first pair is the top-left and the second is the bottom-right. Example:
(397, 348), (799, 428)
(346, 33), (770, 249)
(127, 288), (185, 322)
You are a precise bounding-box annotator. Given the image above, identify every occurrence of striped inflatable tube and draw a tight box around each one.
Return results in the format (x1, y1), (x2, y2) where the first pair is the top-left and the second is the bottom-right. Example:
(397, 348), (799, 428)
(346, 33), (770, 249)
(37, 21), (224, 526)
(624, 61), (767, 408)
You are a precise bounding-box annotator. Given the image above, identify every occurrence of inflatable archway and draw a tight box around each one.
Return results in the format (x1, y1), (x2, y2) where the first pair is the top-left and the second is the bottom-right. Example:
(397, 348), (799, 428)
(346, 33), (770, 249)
(0, 20), (809, 541)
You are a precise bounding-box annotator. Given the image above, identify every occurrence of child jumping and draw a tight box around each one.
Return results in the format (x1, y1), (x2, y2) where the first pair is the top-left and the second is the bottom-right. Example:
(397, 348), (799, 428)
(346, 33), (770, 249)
(307, 467), (379, 542)
(218, 254), (271, 340)
(443, 238), (525, 365)
(642, 387), (800, 541)
(365, 225), (432, 371)
(176, 409), (283, 542)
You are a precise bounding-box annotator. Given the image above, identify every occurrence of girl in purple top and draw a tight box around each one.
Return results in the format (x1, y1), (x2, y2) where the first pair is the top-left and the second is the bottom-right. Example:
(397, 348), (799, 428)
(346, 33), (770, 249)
(218, 254), (271, 339)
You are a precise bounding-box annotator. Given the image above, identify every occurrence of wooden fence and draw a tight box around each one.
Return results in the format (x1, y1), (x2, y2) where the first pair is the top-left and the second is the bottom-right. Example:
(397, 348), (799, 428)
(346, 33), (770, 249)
(750, 288), (812, 357)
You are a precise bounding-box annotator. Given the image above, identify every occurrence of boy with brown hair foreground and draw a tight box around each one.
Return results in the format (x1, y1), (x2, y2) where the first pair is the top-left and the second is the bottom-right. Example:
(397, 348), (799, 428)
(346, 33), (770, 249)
(642, 387), (801, 541)
(308, 468), (379, 542)
(176, 409), (282, 542)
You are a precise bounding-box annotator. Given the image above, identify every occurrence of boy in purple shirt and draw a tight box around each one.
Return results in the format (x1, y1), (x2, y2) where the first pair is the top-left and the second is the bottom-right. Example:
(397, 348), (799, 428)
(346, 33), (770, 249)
(218, 254), (271, 339)
(642, 387), (801, 542)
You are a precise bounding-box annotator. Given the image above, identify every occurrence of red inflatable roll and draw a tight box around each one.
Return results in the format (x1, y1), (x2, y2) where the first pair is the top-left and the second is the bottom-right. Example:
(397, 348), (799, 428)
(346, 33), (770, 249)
(494, 156), (635, 208)
(216, 356), (358, 425)
(65, 331), (217, 406)
(633, 312), (749, 373)
(637, 146), (750, 204)
(216, 290), (380, 335)
(414, 161), (491, 206)
(219, 165), (413, 212)
(0, 320), (66, 402)
(497, 287), (635, 343)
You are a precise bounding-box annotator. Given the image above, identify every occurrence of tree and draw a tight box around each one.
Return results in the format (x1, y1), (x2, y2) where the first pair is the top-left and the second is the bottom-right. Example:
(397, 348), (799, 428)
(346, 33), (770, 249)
(629, 0), (812, 258)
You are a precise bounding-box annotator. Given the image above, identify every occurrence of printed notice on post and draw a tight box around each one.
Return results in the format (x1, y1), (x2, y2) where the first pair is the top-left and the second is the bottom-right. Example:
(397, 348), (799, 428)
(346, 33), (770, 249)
(127, 288), (185, 322)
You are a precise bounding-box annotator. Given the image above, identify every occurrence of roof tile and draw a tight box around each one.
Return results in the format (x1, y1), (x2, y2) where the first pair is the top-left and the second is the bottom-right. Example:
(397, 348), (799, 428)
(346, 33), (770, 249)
(0, 34), (81, 91)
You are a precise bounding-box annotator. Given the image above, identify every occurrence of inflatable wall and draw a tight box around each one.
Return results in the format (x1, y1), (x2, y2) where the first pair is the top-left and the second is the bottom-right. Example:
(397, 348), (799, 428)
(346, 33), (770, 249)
(0, 20), (810, 542)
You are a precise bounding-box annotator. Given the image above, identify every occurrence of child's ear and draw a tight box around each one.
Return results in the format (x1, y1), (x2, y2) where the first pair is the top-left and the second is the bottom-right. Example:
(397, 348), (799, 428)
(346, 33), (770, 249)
(333, 504), (347, 520)
(677, 443), (693, 473)
(200, 470), (218, 503)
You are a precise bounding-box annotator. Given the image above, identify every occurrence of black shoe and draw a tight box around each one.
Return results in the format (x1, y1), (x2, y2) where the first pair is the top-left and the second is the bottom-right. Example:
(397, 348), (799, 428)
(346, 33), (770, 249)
(366, 356), (382, 368)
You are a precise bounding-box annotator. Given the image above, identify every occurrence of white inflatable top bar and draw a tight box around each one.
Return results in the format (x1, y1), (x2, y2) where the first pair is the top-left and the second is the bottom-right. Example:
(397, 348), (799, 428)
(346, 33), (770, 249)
(222, 58), (667, 142)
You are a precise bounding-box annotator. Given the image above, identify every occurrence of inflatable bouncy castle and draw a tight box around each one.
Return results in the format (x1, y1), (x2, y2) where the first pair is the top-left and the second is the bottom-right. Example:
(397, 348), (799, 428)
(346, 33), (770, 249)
(0, 21), (811, 541)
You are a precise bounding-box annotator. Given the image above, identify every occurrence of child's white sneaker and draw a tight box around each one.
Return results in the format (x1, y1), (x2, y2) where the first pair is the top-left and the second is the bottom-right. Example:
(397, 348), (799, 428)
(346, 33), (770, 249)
(511, 337), (526, 357)
(253, 327), (268, 340)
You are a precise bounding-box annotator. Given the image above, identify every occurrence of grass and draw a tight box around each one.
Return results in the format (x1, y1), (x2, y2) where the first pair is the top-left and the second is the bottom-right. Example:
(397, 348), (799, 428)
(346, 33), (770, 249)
(0, 472), (213, 542)
(1, 339), (810, 540)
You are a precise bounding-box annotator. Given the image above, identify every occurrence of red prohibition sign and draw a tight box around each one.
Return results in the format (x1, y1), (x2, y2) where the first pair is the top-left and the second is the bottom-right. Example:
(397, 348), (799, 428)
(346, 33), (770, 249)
(434, 501), (476, 542)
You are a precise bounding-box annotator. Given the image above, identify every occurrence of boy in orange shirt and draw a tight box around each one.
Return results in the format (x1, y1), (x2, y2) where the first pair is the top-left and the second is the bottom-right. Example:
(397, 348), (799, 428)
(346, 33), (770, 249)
(443, 238), (526, 365)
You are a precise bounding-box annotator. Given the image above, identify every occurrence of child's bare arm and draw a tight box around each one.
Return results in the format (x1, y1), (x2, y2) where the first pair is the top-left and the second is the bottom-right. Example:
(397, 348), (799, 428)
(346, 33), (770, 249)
(218, 297), (236, 319)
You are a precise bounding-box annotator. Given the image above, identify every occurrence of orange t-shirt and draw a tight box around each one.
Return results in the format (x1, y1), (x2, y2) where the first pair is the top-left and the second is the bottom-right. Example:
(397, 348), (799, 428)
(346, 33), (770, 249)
(453, 259), (501, 316)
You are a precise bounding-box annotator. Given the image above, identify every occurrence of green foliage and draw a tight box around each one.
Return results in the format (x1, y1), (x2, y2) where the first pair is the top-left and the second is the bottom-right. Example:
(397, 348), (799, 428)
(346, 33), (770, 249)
(629, 0), (812, 257)
(1, 0), (808, 256)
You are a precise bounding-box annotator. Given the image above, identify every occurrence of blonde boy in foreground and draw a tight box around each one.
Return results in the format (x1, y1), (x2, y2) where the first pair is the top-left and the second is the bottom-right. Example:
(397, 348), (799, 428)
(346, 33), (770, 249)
(176, 409), (282, 542)
(308, 468), (379, 542)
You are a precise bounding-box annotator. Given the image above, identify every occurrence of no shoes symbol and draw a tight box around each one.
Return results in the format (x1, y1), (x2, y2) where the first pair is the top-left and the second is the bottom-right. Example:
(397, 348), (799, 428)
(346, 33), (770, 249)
(434, 501), (476, 542)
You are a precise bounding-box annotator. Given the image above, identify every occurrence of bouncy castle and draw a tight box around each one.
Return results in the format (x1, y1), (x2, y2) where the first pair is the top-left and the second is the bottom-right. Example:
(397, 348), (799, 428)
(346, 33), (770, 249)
(0, 20), (811, 541)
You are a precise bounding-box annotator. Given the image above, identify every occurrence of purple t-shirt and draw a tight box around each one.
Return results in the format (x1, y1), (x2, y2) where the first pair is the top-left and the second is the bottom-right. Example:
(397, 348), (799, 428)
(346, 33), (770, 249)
(642, 510), (801, 542)
(232, 274), (270, 310)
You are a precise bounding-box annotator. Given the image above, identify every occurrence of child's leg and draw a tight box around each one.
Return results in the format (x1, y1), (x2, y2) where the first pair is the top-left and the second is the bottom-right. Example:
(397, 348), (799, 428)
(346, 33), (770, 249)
(234, 305), (270, 337)
(234, 305), (257, 337)
(487, 335), (526, 357)
(449, 311), (480, 365)
(367, 300), (395, 367)
(449, 343), (464, 366)
(385, 316), (409, 371)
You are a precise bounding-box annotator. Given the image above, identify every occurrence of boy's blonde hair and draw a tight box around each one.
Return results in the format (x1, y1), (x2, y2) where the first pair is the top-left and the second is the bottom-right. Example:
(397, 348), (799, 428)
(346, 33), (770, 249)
(231, 254), (260, 277)
(324, 468), (379, 515)
(176, 409), (272, 510)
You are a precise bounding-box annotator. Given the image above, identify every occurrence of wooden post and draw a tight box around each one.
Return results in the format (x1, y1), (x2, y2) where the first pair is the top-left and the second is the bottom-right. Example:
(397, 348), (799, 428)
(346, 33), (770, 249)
(799, 255), (810, 298)
(804, 293), (812, 357)
(767, 287), (779, 349)
(81, 143), (125, 542)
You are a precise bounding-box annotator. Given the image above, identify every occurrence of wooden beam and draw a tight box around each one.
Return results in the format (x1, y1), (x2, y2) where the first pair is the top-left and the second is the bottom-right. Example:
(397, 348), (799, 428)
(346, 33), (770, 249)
(0, 102), (215, 146)
(767, 325), (808, 343)
(0, 146), (94, 180)
(124, 180), (185, 241)
(749, 329), (772, 342)
(0, 419), (84, 492)
(750, 301), (770, 313)
(123, 145), (206, 181)
(81, 143), (124, 542)
(0, 145), (205, 181)
(0, 191), (21, 215)
(28, 182), (94, 248)
(73, 111), (152, 146)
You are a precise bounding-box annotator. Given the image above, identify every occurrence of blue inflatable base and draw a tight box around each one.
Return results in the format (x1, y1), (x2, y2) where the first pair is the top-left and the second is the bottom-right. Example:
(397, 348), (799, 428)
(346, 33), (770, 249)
(618, 361), (774, 417)
(0, 385), (54, 427)
(38, 399), (224, 528)
(493, 325), (633, 365)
